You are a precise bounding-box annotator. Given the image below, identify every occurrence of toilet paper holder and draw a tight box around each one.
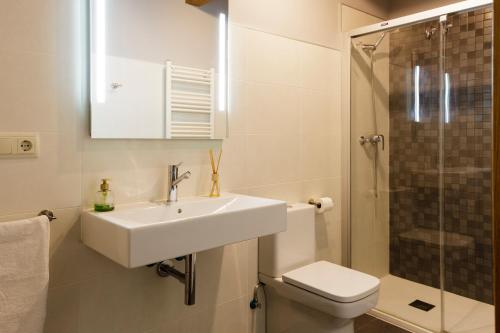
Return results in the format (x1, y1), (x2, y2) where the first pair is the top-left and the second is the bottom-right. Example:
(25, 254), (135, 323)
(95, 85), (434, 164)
(308, 197), (334, 214)
(308, 198), (323, 209)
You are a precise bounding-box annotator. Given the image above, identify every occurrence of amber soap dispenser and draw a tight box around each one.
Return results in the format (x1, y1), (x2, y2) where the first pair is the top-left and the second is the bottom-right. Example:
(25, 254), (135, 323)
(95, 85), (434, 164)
(94, 179), (115, 212)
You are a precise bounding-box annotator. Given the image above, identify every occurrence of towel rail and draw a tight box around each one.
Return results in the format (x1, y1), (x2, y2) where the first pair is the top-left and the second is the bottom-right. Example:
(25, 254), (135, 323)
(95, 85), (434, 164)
(38, 210), (56, 222)
(166, 61), (215, 139)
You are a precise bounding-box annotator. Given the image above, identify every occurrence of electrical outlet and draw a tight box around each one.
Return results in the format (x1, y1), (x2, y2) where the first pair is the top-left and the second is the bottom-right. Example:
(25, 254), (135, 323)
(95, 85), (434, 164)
(0, 133), (38, 157)
(17, 138), (36, 154)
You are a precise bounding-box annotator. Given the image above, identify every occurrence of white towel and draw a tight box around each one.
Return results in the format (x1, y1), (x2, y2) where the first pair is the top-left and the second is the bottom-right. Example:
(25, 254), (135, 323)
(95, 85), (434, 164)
(0, 216), (49, 333)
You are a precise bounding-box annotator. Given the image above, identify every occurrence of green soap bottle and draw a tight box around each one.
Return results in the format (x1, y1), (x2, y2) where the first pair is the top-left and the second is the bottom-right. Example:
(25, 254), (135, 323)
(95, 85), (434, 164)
(94, 179), (115, 212)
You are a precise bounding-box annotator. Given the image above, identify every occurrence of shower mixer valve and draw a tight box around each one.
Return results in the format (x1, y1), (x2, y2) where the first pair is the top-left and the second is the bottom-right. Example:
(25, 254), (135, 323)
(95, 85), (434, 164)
(359, 134), (385, 150)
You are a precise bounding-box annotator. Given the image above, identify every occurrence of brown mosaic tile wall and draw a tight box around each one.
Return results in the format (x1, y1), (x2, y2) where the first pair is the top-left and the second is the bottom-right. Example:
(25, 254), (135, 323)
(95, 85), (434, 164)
(388, 6), (493, 304)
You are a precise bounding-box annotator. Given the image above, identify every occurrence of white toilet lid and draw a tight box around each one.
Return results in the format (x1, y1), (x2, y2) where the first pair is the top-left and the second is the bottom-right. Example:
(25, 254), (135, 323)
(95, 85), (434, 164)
(282, 261), (380, 303)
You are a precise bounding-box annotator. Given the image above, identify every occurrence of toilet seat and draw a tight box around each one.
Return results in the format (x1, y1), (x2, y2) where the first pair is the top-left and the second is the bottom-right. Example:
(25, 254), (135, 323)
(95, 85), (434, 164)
(259, 272), (379, 319)
(282, 261), (380, 303)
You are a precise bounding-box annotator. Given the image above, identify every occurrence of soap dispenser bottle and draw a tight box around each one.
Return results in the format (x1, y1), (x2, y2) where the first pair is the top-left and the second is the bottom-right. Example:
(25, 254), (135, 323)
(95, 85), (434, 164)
(94, 179), (115, 212)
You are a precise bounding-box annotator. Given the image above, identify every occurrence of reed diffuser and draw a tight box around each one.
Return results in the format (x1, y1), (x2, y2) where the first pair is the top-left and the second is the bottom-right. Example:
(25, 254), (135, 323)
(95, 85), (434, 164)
(209, 149), (222, 197)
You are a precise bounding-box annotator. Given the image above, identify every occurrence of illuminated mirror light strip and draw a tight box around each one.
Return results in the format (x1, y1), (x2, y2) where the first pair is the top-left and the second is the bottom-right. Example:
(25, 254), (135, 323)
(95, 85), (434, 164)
(218, 13), (227, 112)
(444, 73), (450, 124)
(95, 0), (106, 103)
(414, 65), (420, 123)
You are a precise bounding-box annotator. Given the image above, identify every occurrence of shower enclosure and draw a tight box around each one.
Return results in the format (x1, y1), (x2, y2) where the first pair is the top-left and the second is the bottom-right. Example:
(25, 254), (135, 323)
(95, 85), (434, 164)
(347, 1), (493, 332)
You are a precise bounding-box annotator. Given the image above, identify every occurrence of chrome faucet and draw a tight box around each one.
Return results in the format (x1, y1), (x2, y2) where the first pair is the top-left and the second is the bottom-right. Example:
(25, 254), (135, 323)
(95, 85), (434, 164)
(167, 163), (191, 202)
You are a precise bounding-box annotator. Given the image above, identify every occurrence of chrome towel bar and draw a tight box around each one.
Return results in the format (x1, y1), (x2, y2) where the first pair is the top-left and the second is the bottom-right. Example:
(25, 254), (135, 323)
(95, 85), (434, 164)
(38, 210), (56, 222)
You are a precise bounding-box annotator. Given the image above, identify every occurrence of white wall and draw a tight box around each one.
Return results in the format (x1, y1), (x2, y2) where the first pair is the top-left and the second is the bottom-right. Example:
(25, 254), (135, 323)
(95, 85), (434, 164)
(389, 0), (467, 18)
(0, 0), (343, 332)
(230, 0), (342, 49)
(341, 4), (383, 32)
(342, 0), (389, 19)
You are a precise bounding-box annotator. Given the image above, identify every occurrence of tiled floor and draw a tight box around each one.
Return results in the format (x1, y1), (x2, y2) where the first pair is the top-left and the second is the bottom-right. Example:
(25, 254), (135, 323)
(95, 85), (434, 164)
(355, 315), (410, 333)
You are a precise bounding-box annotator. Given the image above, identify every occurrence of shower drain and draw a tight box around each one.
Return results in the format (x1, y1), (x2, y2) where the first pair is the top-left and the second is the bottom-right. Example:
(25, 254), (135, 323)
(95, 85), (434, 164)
(409, 299), (435, 312)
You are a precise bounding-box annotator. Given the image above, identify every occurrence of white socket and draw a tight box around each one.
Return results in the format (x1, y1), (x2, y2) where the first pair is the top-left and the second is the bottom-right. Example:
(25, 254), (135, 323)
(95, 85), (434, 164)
(0, 133), (38, 157)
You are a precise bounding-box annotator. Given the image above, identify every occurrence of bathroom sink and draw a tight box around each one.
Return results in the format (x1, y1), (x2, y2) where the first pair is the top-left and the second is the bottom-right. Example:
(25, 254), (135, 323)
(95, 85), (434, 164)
(82, 193), (287, 268)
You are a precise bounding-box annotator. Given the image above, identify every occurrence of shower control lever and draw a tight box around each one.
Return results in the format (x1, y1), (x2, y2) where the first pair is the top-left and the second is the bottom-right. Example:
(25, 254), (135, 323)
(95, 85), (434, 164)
(359, 134), (385, 150)
(371, 134), (385, 150)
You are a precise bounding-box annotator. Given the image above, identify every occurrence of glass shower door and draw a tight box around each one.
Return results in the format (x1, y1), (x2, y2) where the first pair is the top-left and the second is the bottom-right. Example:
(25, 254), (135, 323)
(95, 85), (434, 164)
(350, 18), (445, 332)
(441, 6), (494, 332)
(350, 5), (495, 332)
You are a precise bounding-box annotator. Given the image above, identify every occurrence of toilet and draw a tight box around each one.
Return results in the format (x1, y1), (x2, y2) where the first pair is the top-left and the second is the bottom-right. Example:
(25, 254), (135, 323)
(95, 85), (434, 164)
(258, 203), (380, 333)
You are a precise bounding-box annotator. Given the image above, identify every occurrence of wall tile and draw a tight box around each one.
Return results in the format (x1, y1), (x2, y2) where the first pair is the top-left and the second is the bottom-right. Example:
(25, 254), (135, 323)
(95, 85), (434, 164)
(208, 297), (249, 333)
(43, 283), (80, 333)
(300, 89), (338, 136)
(341, 4), (382, 32)
(0, 53), (58, 132)
(245, 134), (301, 187)
(219, 134), (247, 190)
(342, 0), (388, 21)
(81, 139), (220, 207)
(77, 274), (121, 333)
(388, 10), (494, 303)
(214, 242), (248, 305)
(299, 43), (341, 92)
(49, 217), (125, 288)
(230, 0), (303, 46)
(228, 24), (248, 81)
(298, 0), (341, 48)
(245, 29), (300, 86)
(230, 0), (341, 50)
(246, 83), (300, 135)
(0, 131), (81, 216)
(227, 79), (248, 136)
(246, 239), (259, 296)
(246, 181), (303, 203)
(0, 0), (57, 55)
(300, 134), (337, 180)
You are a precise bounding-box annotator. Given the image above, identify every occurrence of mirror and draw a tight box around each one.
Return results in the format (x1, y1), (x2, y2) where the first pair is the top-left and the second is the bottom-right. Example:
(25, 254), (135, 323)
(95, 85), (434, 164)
(89, 0), (228, 139)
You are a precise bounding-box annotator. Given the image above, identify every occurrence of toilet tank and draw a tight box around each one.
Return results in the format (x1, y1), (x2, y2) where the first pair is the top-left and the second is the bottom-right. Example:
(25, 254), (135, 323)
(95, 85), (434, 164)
(258, 203), (315, 277)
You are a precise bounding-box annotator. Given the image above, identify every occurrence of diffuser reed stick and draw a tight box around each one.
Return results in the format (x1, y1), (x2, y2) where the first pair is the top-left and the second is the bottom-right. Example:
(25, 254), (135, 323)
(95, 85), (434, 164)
(209, 149), (222, 197)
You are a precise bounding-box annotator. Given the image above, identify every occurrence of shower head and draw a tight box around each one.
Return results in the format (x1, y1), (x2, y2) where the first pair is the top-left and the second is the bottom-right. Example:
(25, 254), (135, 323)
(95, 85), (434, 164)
(360, 32), (386, 51)
(425, 26), (438, 40)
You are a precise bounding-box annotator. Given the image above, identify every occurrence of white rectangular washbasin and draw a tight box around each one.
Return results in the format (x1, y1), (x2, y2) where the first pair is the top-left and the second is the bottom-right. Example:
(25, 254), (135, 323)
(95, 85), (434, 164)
(82, 193), (287, 268)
